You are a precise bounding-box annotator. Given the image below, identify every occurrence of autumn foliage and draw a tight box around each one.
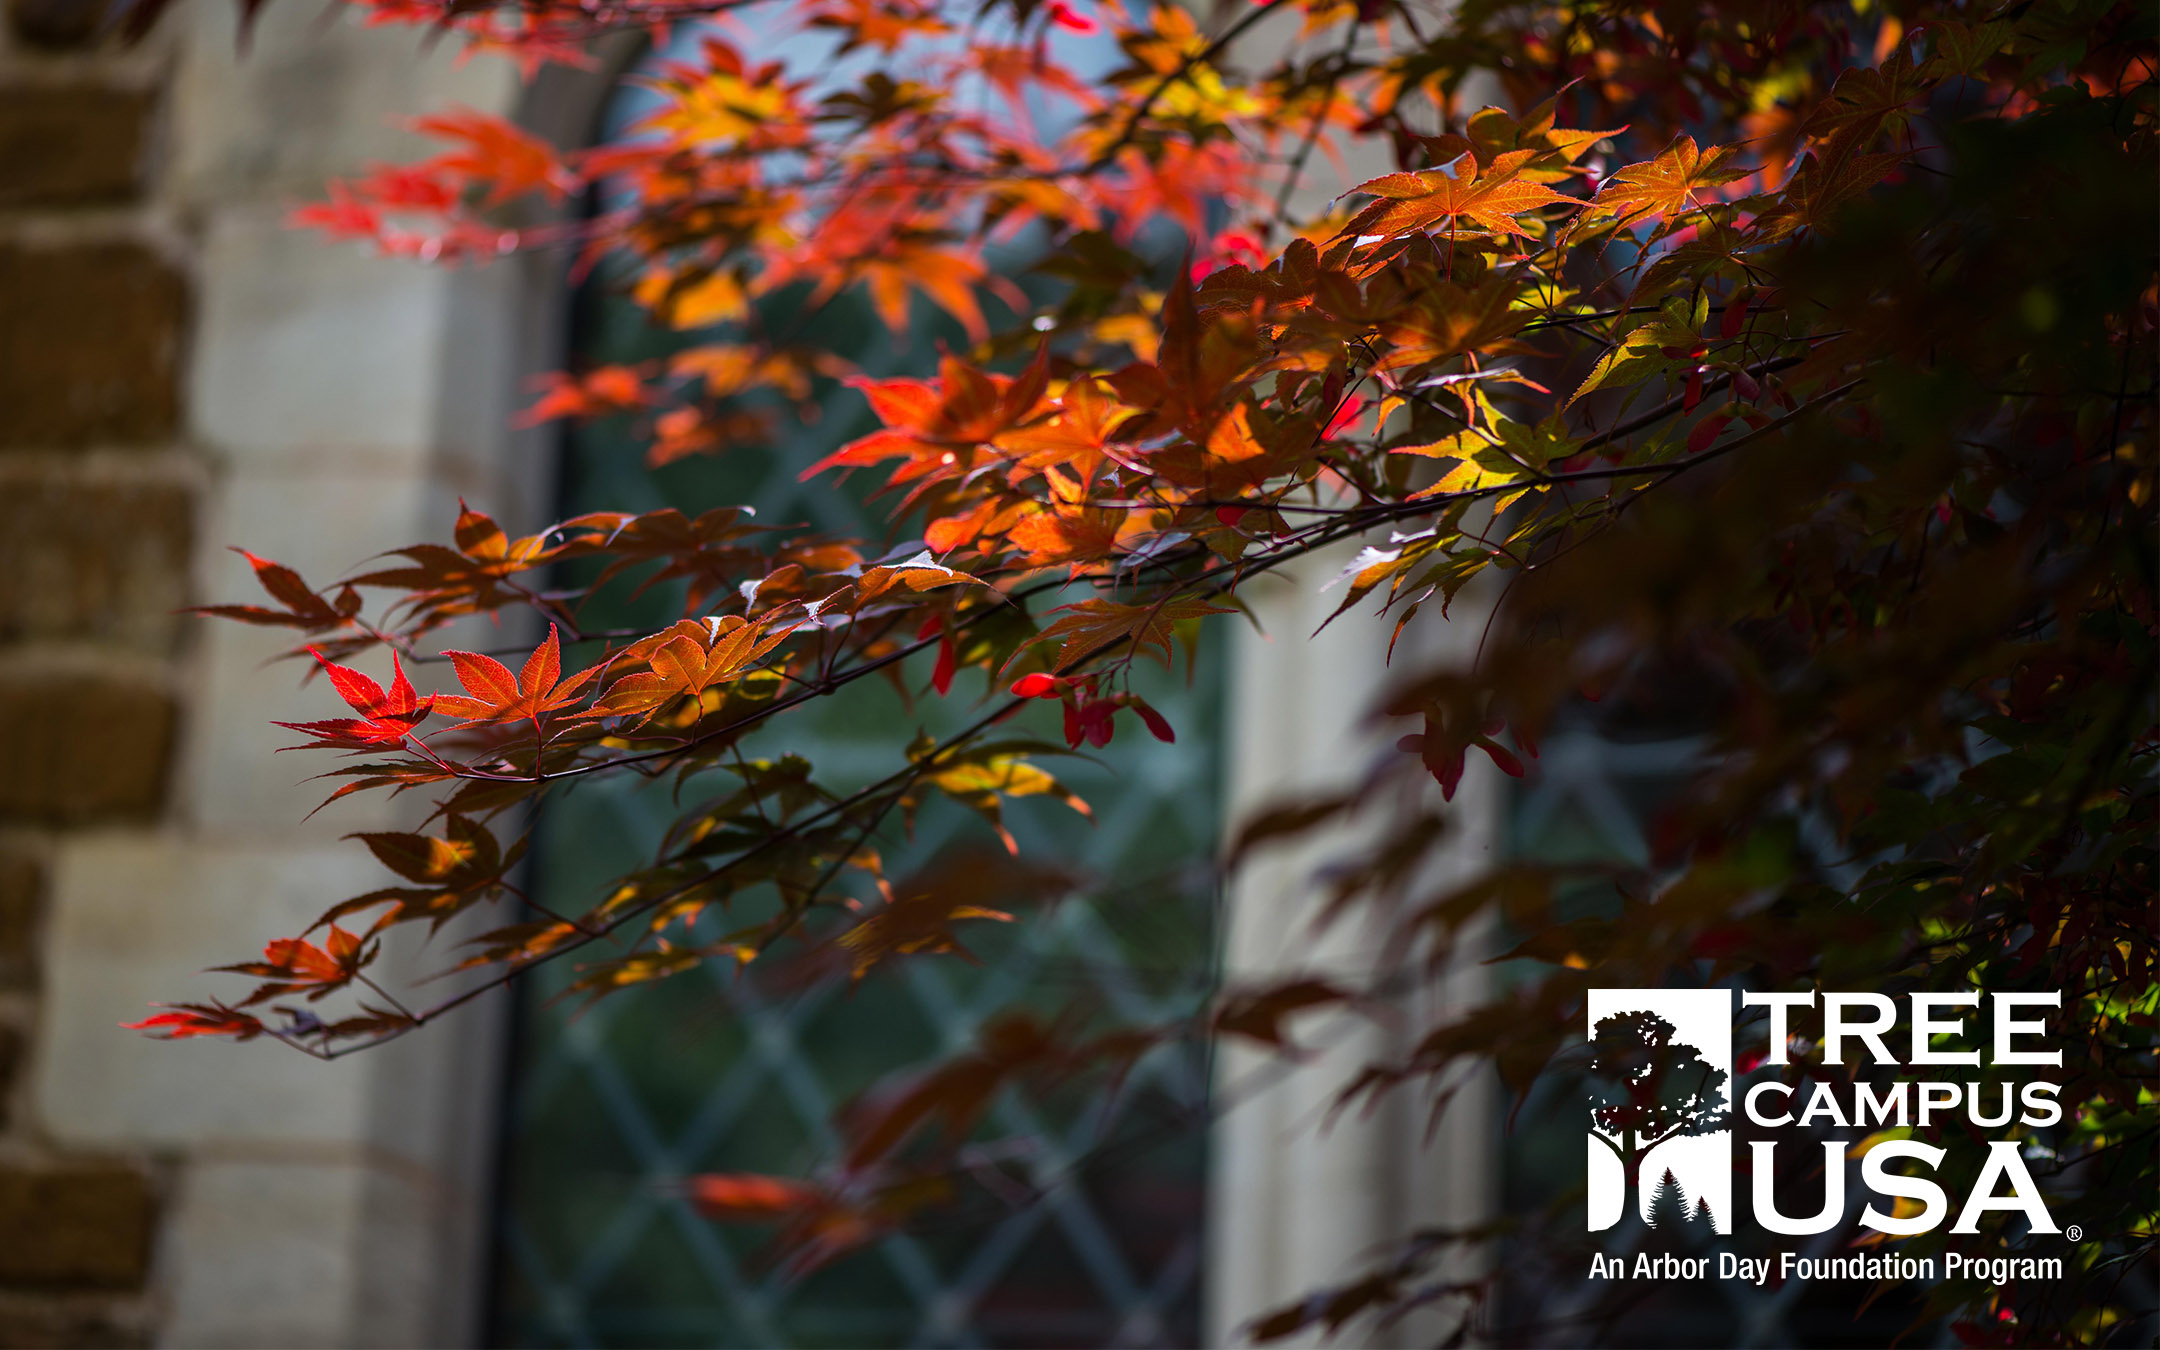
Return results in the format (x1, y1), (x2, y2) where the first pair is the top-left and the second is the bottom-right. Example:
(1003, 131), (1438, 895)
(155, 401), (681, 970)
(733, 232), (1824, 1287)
(128, 0), (2154, 1340)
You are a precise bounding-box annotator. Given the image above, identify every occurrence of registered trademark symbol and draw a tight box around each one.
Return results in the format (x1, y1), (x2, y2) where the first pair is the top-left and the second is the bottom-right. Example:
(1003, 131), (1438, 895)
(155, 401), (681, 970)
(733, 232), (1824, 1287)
(2065, 1225), (2083, 1242)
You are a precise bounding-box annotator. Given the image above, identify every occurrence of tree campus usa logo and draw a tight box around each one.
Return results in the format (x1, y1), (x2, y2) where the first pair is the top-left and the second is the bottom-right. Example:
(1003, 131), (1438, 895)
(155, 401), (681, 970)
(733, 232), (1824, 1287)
(1587, 989), (1735, 1236)
(1586, 988), (2068, 1287)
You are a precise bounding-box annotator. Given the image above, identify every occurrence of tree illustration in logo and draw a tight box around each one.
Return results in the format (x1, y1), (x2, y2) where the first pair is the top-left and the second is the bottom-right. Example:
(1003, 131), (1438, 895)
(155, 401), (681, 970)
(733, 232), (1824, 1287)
(1646, 1169), (1692, 1230)
(1645, 1168), (1717, 1231)
(1586, 1010), (1730, 1217)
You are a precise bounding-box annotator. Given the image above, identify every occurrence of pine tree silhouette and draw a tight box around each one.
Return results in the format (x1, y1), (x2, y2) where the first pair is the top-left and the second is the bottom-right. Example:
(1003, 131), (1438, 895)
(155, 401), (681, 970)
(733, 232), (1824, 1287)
(1692, 1195), (1715, 1230)
(1646, 1168), (1691, 1230)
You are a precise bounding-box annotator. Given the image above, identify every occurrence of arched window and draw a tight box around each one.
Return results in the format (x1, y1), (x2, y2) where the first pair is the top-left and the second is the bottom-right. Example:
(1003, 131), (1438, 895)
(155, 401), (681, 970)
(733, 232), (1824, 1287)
(486, 42), (1224, 1348)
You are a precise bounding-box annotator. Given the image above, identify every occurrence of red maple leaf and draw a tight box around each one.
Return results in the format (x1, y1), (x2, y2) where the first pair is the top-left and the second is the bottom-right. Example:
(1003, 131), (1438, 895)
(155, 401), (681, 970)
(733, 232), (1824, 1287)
(409, 109), (573, 205)
(122, 1002), (266, 1041)
(189, 548), (363, 633)
(288, 182), (383, 242)
(689, 1173), (827, 1221)
(274, 649), (435, 751)
(213, 926), (377, 1005)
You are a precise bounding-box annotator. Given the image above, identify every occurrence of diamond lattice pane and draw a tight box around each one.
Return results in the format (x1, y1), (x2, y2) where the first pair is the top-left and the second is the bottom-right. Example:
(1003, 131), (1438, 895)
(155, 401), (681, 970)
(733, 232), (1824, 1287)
(489, 168), (1221, 1344)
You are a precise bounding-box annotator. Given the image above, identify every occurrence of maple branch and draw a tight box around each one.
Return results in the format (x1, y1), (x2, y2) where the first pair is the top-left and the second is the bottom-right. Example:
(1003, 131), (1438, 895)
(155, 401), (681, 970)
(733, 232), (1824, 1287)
(1266, 20), (1361, 232)
(1572, 353), (1809, 452)
(1082, 0), (1295, 174)
(307, 694), (1035, 1057)
(1636, 376), (1867, 478)
(1062, 374), (1875, 648)
(742, 779), (914, 960)
(1518, 302), (1769, 333)
(487, 587), (1054, 783)
(498, 877), (605, 939)
(1210, 376), (1867, 551)
(307, 493), (1536, 1049)
(355, 973), (419, 1022)
(329, 359), (1863, 817)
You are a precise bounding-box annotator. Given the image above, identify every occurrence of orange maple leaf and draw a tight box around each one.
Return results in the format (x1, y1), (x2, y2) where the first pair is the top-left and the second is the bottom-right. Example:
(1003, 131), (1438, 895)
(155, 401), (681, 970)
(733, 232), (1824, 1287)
(1587, 135), (1748, 229)
(324, 814), (523, 936)
(689, 1173), (828, 1220)
(583, 615), (799, 722)
(515, 365), (652, 426)
(213, 926), (375, 1006)
(1343, 149), (1580, 239)
(409, 109), (573, 205)
(435, 625), (599, 728)
(123, 1002), (266, 1041)
(1006, 503), (1146, 568)
(805, 0), (951, 53)
(993, 376), (1135, 480)
(807, 353), (1049, 481)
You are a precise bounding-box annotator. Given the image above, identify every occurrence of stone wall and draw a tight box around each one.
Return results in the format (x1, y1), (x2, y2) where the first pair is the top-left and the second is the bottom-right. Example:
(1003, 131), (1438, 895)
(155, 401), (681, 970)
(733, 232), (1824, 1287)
(0, 1), (601, 1341)
(0, 0), (184, 1340)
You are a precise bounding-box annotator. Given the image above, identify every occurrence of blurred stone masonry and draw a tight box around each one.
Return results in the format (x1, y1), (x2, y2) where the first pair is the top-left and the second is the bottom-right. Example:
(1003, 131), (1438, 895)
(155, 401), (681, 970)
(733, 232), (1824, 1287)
(0, 0), (584, 1329)
(0, 0), (177, 1339)
(0, 0), (182, 1341)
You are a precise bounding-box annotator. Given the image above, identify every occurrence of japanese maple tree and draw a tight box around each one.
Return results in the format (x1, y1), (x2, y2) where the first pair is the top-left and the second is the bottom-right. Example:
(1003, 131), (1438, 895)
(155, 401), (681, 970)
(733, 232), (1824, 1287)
(127, 0), (2154, 1340)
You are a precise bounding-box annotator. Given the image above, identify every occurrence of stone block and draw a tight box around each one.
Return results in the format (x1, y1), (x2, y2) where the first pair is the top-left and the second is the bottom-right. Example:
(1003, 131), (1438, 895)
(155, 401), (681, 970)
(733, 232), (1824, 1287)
(5, 0), (110, 49)
(0, 469), (193, 650)
(171, 0), (518, 202)
(0, 87), (154, 207)
(0, 673), (173, 822)
(0, 1023), (19, 1131)
(164, 1157), (452, 1347)
(0, 1023), (19, 1124)
(36, 834), (504, 1342)
(0, 1298), (148, 1349)
(0, 848), (36, 982)
(34, 837), (410, 1148)
(0, 1162), (154, 1289)
(0, 243), (184, 450)
(182, 469), (451, 835)
(187, 211), (452, 468)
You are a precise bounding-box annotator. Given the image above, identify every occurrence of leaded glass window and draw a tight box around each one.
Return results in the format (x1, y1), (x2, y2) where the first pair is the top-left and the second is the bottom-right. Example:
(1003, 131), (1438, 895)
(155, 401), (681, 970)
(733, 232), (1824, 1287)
(486, 44), (1220, 1350)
